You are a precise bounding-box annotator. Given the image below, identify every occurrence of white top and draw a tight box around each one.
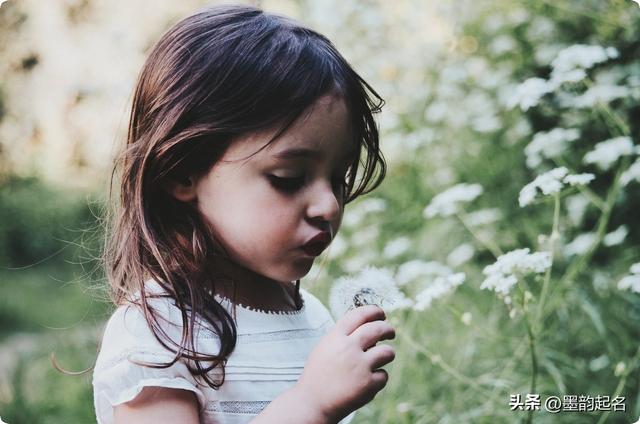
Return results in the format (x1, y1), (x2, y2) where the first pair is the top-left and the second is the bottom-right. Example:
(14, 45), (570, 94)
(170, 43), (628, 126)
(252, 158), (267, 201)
(92, 280), (356, 424)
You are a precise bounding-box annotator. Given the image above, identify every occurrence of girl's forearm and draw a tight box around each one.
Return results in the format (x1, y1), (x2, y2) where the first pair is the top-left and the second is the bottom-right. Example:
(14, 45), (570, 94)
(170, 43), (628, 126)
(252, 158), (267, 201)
(249, 386), (336, 424)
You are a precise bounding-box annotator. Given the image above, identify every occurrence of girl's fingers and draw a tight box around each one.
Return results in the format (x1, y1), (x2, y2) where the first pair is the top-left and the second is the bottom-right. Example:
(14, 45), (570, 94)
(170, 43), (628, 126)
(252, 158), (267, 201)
(336, 305), (386, 336)
(350, 320), (396, 350)
(370, 368), (389, 391)
(364, 344), (396, 370)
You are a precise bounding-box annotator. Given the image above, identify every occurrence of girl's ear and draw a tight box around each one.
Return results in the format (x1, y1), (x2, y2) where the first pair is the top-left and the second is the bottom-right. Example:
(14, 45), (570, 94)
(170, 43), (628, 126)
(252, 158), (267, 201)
(166, 176), (198, 202)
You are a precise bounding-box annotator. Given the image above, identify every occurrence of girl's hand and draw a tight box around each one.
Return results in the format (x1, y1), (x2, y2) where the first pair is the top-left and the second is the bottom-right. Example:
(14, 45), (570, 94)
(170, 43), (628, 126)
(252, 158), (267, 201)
(295, 304), (396, 422)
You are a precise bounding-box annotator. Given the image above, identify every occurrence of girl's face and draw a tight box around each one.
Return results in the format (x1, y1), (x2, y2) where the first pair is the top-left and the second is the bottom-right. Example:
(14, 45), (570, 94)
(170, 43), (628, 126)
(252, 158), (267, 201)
(193, 94), (354, 283)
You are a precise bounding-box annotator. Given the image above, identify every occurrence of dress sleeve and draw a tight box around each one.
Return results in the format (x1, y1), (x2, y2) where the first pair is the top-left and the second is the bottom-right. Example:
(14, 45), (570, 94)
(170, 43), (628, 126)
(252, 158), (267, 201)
(92, 299), (215, 424)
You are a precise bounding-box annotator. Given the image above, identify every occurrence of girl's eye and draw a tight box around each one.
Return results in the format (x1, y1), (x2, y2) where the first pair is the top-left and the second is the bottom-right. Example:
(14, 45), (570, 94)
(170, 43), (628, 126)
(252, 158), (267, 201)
(268, 175), (305, 193)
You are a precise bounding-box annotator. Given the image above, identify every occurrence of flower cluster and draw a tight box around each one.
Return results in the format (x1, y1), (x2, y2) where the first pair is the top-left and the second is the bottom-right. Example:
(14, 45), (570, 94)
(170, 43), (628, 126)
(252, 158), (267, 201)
(480, 248), (552, 295)
(423, 183), (483, 218)
(617, 263), (640, 294)
(518, 167), (595, 207)
(524, 128), (580, 168)
(583, 136), (636, 170)
(413, 273), (466, 311)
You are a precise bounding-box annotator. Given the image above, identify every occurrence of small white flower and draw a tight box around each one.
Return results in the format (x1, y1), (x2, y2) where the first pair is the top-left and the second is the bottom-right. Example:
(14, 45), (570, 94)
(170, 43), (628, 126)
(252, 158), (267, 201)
(571, 84), (631, 108)
(617, 262), (640, 293)
(447, 243), (475, 267)
(465, 208), (502, 226)
(518, 167), (568, 207)
(480, 248), (551, 295)
(507, 77), (553, 111)
(460, 312), (473, 326)
(383, 236), (412, 259)
(603, 225), (628, 247)
(621, 158), (640, 186)
(413, 273), (465, 311)
(563, 173), (595, 186)
(396, 402), (412, 414)
(524, 128), (580, 168)
(583, 136), (635, 170)
(614, 361), (626, 377)
(329, 266), (412, 319)
(395, 260), (452, 286)
(564, 232), (597, 257)
(423, 183), (483, 218)
(551, 44), (619, 76)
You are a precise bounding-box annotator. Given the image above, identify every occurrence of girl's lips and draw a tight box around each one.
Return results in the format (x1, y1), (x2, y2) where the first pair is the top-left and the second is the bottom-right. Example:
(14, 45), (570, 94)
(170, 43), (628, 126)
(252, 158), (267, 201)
(301, 242), (329, 256)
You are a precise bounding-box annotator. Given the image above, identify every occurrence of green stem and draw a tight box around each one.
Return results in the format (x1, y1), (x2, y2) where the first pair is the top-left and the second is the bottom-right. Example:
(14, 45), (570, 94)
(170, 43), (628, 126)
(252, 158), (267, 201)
(521, 290), (538, 424)
(595, 346), (640, 424)
(456, 211), (504, 258)
(534, 193), (560, 329)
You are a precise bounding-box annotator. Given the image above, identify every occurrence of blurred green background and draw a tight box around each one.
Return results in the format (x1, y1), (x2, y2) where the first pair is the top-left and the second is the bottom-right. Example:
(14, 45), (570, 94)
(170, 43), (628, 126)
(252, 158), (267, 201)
(1, 0), (639, 423)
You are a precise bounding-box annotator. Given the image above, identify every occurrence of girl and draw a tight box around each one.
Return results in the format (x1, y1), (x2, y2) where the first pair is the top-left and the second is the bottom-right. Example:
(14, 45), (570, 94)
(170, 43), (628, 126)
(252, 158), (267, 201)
(93, 4), (396, 424)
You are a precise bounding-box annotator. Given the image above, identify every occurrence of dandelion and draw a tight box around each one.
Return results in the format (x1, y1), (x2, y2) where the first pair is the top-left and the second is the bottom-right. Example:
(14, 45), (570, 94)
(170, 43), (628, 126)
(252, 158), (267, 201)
(329, 266), (412, 319)
(423, 183), (483, 218)
(506, 77), (553, 111)
(480, 248), (552, 295)
(524, 128), (580, 168)
(603, 225), (628, 247)
(617, 262), (640, 294)
(583, 136), (635, 170)
(413, 273), (465, 311)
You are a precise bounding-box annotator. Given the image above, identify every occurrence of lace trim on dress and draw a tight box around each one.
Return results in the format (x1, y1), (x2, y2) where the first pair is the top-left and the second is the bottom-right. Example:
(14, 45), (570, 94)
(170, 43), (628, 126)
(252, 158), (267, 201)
(205, 400), (271, 415)
(213, 293), (306, 316)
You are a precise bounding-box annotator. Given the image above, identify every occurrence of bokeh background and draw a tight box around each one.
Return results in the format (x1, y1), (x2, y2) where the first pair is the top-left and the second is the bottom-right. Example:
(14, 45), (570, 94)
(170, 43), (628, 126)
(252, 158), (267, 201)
(1, 0), (639, 422)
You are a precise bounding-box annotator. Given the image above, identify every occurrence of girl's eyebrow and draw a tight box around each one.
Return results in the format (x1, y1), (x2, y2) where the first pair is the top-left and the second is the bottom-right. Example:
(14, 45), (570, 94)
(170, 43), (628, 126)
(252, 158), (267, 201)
(272, 147), (357, 163)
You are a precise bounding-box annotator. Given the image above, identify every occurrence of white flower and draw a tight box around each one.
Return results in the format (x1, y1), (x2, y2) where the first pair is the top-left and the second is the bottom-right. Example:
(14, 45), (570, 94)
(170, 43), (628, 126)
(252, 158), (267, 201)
(524, 128), (580, 168)
(413, 273), (466, 311)
(551, 44), (619, 76)
(564, 232), (597, 257)
(519, 167), (568, 207)
(621, 158), (640, 186)
(566, 194), (590, 226)
(395, 260), (452, 286)
(583, 136), (635, 170)
(329, 266), (412, 319)
(382, 236), (411, 259)
(480, 248), (551, 295)
(519, 167), (594, 207)
(447, 243), (475, 267)
(603, 225), (628, 247)
(549, 68), (587, 88)
(563, 173), (595, 186)
(617, 262), (640, 293)
(460, 312), (473, 325)
(396, 402), (412, 414)
(506, 77), (553, 111)
(423, 183), (483, 218)
(571, 84), (631, 108)
(465, 208), (502, 226)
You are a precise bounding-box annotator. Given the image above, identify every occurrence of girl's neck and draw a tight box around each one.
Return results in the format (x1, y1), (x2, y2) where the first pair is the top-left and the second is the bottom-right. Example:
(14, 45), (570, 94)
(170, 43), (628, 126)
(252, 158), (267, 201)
(210, 255), (302, 312)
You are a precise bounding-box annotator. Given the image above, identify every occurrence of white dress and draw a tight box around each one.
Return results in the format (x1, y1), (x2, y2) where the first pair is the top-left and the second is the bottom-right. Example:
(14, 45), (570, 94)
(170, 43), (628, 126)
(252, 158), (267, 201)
(92, 280), (357, 424)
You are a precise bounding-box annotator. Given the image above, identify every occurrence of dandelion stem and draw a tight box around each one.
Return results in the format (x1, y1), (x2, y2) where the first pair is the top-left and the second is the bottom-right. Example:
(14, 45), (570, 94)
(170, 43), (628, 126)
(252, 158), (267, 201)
(456, 211), (504, 258)
(595, 345), (640, 424)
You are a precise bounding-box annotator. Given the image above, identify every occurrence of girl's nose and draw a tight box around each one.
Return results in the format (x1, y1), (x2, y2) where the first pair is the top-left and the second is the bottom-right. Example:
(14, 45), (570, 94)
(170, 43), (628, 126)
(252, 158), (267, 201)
(305, 181), (341, 224)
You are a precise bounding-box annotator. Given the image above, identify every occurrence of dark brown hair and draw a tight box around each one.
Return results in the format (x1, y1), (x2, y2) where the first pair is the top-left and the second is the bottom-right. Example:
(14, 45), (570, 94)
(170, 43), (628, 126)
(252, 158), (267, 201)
(103, 4), (386, 389)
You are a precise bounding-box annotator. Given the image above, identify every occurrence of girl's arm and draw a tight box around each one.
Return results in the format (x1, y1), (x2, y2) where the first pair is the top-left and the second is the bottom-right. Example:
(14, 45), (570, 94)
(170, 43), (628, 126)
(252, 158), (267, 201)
(113, 387), (201, 424)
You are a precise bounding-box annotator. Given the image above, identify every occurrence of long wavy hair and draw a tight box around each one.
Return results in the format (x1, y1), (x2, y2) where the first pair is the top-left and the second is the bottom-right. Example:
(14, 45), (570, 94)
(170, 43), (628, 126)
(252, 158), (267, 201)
(103, 4), (387, 389)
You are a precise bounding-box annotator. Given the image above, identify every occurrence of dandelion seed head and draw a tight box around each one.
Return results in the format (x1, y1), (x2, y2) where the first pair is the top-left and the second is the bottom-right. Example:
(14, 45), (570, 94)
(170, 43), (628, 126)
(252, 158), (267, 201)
(329, 266), (412, 319)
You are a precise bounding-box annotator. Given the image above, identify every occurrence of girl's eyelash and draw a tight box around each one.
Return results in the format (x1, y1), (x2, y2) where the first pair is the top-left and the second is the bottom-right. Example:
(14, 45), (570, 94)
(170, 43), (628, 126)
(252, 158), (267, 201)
(268, 174), (348, 194)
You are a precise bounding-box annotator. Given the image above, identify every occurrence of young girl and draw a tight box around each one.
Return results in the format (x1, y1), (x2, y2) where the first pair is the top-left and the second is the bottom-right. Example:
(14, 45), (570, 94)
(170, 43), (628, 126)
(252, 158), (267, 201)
(92, 4), (396, 424)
